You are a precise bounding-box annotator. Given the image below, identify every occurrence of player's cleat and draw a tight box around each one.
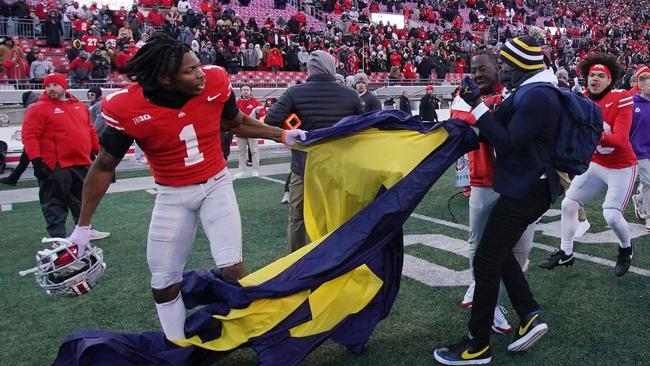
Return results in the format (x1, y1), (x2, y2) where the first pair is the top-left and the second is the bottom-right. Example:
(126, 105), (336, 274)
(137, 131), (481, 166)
(614, 242), (634, 277)
(574, 219), (590, 238)
(434, 336), (491, 365)
(645, 218), (650, 232)
(538, 250), (574, 270)
(508, 311), (548, 352)
(632, 194), (645, 220)
(492, 306), (513, 334)
(281, 192), (290, 204)
(251, 169), (260, 177)
(459, 281), (475, 308)
(90, 229), (111, 241)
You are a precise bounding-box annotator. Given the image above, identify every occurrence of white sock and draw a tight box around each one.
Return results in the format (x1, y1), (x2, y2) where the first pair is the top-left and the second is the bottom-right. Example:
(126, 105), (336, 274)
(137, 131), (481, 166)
(603, 208), (631, 248)
(155, 293), (186, 340)
(560, 197), (580, 255)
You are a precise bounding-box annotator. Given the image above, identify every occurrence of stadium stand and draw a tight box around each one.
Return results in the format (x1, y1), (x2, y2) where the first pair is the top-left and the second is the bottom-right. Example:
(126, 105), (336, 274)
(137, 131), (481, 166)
(0, 0), (647, 90)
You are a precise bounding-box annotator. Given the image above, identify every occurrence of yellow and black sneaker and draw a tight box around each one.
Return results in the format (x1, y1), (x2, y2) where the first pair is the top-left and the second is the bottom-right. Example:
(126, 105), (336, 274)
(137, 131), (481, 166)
(507, 311), (548, 352)
(434, 336), (491, 365)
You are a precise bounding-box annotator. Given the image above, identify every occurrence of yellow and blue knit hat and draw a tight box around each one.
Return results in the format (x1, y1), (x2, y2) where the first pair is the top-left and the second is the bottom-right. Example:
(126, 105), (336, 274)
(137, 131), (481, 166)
(499, 35), (545, 71)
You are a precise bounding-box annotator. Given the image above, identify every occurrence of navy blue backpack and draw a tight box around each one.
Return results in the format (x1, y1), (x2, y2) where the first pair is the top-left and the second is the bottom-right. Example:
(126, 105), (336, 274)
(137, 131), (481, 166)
(513, 83), (603, 175)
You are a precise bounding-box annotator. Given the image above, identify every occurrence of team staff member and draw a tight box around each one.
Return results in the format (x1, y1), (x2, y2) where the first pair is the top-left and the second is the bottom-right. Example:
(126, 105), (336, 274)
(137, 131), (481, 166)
(540, 54), (637, 277)
(234, 85), (262, 178)
(67, 33), (305, 342)
(435, 35), (561, 365)
(265, 50), (363, 252)
(22, 74), (109, 240)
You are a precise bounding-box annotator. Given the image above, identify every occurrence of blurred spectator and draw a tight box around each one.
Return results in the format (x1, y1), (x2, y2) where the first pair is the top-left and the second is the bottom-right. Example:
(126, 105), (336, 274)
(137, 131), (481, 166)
(399, 91), (411, 114)
(419, 85), (440, 122)
(42, 10), (63, 47)
(81, 28), (99, 52)
(69, 50), (92, 84)
(146, 7), (165, 27)
(267, 46), (283, 72)
(89, 48), (110, 79)
(234, 84), (262, 178)
(29, 52), (53, 82)
(115, 44), (132, 71)
(355, 73), (380, 112)
(242, 43), (260, 70)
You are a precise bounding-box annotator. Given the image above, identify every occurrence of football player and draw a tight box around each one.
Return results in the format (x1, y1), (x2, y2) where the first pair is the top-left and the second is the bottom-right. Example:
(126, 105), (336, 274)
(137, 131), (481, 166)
(68, 33), (306, 341)
(539, 54), (637, 277)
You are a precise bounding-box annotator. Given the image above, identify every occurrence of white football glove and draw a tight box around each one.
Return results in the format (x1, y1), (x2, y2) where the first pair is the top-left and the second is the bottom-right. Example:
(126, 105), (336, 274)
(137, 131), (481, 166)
(282, 129), (307, 147)
(68, 225), (91, 257)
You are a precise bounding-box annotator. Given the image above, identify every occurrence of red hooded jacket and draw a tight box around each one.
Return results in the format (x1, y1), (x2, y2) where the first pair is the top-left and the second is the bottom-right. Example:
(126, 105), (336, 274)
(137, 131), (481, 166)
(22, 92), (99, 170)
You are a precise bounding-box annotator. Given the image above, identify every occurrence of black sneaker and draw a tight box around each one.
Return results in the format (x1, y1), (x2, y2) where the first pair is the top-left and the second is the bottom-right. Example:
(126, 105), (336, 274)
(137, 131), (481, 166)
(614, 242), (634, 277)
(433, 336), (491, 365)
(538, 249), (574, 270)
(0, 177), (17, 186)
(508, 312), (548, 352)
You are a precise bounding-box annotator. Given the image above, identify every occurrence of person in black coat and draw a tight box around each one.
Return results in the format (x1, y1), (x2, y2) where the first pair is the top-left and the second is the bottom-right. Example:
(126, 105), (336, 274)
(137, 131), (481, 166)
(435, 36), (560, 365)
(399, 91), (411, 114)
(265, 50), (363, 252)
(42, 11), (63, 47)
(419, 85), (439, 121)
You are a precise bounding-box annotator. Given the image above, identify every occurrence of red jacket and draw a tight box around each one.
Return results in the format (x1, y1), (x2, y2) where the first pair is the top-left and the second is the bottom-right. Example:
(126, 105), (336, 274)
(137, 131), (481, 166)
(22, 93), (99, 170)
(267, 48), (284, 68)
(468, 91), (503, 187)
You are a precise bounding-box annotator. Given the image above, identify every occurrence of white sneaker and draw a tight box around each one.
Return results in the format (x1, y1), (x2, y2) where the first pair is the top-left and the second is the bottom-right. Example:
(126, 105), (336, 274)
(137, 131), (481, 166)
(633, 194), (646, 220)
(459, 281), (475, 308)
(281, 192), (290, 204)
(492, 306), (513, 334)
(232, 170), (245, 179)
(574, 219), (590, 238)
(251, 169), (260, 177)
(90, 229), (111, 240)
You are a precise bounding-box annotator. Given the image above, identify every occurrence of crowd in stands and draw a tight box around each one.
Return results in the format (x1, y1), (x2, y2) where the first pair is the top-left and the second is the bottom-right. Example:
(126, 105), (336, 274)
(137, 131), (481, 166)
(0, 0), (647, 87)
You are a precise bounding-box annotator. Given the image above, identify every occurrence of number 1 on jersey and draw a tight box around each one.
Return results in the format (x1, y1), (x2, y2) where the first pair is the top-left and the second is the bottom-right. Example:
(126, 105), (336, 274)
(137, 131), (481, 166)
(179, 124), (205, 166)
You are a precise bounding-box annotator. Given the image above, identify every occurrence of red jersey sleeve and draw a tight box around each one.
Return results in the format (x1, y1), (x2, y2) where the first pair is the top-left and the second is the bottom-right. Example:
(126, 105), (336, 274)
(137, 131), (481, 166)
(201, 65), (232, 103)
(101, 88), (132, 133)
(600, 91), (633, 149)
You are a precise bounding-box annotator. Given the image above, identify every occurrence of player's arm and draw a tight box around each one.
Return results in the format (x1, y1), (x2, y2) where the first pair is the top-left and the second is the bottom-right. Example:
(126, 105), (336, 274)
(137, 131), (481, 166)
(221, 92), (292, 143)
(600, 96), (634, 148)
(77, 126), (132, 226)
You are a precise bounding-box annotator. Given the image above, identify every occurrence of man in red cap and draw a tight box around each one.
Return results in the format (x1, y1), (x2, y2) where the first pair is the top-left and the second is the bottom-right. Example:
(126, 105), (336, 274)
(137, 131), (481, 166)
(630, 65), (650, 94)
(21, 73), (109, 245)
(418, 85), (440, 121)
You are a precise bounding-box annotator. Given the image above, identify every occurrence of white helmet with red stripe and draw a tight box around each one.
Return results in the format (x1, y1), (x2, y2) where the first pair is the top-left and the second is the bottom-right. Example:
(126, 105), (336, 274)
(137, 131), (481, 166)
(19, 238), (106, 296)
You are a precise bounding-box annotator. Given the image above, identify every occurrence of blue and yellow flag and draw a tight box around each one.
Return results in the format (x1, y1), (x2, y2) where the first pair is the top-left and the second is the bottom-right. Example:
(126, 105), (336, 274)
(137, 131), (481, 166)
(53, 111), (477, 366)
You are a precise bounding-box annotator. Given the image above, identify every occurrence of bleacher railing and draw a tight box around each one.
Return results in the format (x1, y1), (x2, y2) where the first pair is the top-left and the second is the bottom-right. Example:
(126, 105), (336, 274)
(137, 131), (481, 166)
(0, 76), (460, 91)
(0, 17), (74, 41)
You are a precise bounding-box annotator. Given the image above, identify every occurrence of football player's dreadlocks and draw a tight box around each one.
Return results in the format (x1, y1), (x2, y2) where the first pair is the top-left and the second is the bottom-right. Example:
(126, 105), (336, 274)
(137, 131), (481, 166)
(125, 32), (191, 91)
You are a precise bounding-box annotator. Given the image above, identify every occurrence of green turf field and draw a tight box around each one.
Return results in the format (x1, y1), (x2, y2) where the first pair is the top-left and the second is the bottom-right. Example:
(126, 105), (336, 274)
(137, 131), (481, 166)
(1, 167), (649, 366)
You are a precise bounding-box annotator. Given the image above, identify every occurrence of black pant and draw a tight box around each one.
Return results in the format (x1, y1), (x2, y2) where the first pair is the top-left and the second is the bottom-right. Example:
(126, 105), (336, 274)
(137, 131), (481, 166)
(469, 179), (551, 345)
(5, 150), (29, 181)
(38, 165), (89, 238)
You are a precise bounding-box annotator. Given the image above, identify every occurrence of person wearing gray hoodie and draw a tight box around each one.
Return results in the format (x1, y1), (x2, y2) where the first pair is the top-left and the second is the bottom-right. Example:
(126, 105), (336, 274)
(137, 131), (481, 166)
(29, 52), (53, 82)
(264, 50), (363, 252)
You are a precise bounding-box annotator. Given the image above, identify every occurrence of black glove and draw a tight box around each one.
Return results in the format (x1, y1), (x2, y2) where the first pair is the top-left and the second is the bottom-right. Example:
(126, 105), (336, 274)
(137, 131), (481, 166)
(31, 158), (53, 180)
(459, 76), (481, 107)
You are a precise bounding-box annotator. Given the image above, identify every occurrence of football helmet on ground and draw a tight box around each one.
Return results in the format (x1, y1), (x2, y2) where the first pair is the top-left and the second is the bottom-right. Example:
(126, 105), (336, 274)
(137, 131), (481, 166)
(19, 238), (106, 296)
